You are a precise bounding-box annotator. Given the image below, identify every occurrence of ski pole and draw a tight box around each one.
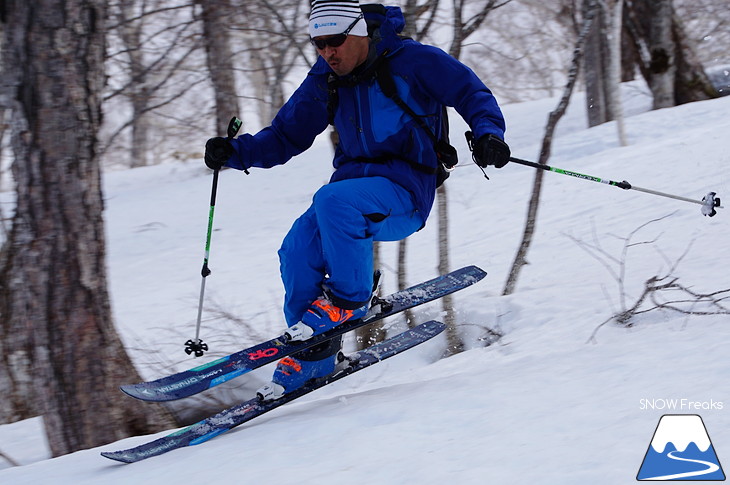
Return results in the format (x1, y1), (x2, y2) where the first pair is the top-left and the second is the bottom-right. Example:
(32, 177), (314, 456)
(185, 116), (243, 357)
(508, 156), (722, 217)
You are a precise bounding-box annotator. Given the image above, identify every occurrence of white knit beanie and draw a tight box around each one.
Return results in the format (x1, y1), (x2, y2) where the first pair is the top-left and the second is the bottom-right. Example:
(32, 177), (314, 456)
(309, 0), (368, 38)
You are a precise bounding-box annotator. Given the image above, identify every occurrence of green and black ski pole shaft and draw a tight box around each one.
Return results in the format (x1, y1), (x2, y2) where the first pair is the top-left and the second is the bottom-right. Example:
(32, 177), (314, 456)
(185, 116), (243, 357)
(508, 155), (722, 217)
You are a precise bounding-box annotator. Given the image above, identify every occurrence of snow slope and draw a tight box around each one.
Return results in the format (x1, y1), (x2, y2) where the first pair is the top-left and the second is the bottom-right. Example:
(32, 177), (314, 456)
(1, 87), (729, 485)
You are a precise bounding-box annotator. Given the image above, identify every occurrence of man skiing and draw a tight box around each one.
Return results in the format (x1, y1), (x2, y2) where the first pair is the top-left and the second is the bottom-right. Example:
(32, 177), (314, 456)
(203, 0), (509, 400)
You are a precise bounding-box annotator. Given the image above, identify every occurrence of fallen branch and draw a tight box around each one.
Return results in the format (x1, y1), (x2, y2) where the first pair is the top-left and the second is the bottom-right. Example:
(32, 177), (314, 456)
(568, 217), (730, 343)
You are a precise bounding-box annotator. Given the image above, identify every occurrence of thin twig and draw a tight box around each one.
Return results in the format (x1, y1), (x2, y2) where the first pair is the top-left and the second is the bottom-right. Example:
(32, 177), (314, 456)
(573, 216), (728, 342)
(0, 449), (20, 467)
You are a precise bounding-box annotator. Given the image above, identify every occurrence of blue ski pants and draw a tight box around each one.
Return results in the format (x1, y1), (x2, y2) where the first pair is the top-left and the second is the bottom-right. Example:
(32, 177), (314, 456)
(278, 176), (424, 327)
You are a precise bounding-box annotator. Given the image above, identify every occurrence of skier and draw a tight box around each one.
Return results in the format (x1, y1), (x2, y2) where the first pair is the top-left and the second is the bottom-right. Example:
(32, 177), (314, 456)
(203, 0), (509, 400)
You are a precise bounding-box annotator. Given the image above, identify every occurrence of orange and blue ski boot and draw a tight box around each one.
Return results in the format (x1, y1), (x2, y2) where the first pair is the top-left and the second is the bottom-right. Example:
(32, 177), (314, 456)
(284, 295), (368, 342)
(256, 353), (339, 401)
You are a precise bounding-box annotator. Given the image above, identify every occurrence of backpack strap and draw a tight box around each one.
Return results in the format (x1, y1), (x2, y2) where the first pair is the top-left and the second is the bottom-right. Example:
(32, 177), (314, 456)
(375, 59), (458, 173)
(325, 45), (458, 184)
(326, 74), (339, 126)
(374, 59), (439, 147)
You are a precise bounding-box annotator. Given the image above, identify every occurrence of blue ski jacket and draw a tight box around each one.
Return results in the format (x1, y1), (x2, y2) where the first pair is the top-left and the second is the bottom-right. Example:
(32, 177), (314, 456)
(226, 6), (505, 222)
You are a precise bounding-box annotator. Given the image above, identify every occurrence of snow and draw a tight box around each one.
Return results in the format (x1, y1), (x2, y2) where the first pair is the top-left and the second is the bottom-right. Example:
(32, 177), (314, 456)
(2, 86), (730, 484)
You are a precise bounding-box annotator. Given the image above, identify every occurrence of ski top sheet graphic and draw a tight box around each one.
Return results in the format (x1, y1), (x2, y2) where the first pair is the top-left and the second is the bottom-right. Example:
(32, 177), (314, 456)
(120, 265), (486, 402)
(637, 414), (726, 481)
(101, 321), (447, 463)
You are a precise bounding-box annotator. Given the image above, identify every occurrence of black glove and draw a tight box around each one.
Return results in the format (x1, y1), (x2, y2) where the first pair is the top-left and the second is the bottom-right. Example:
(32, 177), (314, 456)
(204, 137), (233, 170)
(473, 134), (510, 169)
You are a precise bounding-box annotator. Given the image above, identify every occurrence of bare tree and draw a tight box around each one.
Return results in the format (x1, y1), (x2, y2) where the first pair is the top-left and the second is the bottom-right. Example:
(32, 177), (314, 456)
(0, 9), (9, 241)
(569, 216), (730, 342)
(448, 0), (509, 60)
(0, 111), (8, 240)
(584, 0), (627, 142)
(584, 1), (613, 126)
(441, 0), (509, 356)
(233, 0), (315, 126)
(645, 0), (675, 108)
(103, 0), (207, 166)
(623, 0), (718, 108)
(577, 0), (722, 141)
(196, 0), (241, 133)
(675, 0), (730, 73)
(402, 0), (441, 40)
(397, 238), (416, 328)
(463, 0), (577, 103)
(503, 0), (599, 296)
(355, 243), (386, 350)
(606, 0), (628, 146)
(0, 0), (175, 455)
(113, 0), (153, 167)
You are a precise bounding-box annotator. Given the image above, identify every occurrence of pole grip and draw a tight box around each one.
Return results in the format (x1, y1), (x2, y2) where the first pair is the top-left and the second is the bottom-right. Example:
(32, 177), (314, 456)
(509, 156), (547, 171)
(210, 169), (220, 206)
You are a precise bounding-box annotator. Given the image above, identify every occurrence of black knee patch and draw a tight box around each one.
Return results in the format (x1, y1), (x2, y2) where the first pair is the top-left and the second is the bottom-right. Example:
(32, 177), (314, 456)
(365, 212), (388, 223)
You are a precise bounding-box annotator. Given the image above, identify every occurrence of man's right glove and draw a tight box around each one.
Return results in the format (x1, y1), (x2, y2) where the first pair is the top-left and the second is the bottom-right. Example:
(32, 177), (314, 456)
(473, 134), (511, 169)
(204, 137), (234, 170)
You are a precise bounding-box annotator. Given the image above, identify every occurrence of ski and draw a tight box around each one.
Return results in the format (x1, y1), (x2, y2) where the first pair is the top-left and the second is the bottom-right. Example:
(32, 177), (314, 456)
(102, 320), (447, 464)
(120, 265), (485, 402)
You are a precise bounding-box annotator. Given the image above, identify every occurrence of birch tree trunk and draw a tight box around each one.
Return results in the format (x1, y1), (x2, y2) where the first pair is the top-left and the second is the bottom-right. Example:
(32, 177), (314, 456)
(607, 0), (628, 146)
(647, 0), (676, 109)
(585, 0), (628, 141)
(0, 0), (175, 456)
(503, 0), (599, 296)
(584, 2), (612, 127)
(397, 239), (415, 328)
(623, 0), (718, 108)
(441, 0), (505, 354)
(437, 184), (461, 356)
(197, 0), (241, 133)
(116, 0), (151, 168)
(356, 242), (386, 350)
(671, 11), (718, 104)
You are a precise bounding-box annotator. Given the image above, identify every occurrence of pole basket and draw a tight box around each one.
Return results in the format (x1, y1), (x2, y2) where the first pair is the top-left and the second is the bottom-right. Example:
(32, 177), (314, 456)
(184, 339), (209, 357)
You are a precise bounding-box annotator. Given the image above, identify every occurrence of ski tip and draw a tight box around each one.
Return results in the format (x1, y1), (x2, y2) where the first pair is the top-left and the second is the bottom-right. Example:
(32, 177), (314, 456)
(119, 384), (145, 399)
(463, 264), (487, 278)
(120, 383), (181, 402)
(101, 450), (136, 464)
(119, 384), (169, 402)
(453, 265), (487, 284)
(418, 320), (447, 335)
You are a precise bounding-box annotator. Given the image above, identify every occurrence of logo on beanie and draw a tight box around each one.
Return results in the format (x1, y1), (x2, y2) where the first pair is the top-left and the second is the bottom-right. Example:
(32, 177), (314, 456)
(313, 22), (338, 29)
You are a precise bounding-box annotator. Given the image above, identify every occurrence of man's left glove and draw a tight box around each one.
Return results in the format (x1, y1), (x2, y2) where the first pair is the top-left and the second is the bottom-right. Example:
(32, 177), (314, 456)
(473, 134), (511, 169)
(204, 137), (234, 170)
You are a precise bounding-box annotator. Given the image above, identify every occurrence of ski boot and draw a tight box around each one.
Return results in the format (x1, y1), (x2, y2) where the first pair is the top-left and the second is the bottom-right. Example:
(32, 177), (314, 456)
(257, 336), (344, 401)
(284, 293), (369, 342)
(258, 278), (378, 400)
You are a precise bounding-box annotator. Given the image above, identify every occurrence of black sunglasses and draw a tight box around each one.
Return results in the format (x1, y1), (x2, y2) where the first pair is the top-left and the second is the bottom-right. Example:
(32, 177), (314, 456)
(310, 13), (364, 50)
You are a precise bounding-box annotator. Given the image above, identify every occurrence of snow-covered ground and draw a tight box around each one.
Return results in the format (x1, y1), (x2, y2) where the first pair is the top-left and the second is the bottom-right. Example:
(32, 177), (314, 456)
(1, 84), (729, 484)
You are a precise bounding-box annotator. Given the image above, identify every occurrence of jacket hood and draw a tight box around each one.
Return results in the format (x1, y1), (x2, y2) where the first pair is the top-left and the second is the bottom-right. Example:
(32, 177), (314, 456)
(370, 5), (406, 53)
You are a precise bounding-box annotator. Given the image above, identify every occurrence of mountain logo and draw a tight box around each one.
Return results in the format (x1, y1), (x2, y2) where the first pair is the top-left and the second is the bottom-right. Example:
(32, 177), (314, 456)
(637, 414), (725, 481)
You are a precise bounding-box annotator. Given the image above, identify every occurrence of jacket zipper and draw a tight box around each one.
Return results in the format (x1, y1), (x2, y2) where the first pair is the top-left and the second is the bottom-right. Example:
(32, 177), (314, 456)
(355, 85), (373, 159)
